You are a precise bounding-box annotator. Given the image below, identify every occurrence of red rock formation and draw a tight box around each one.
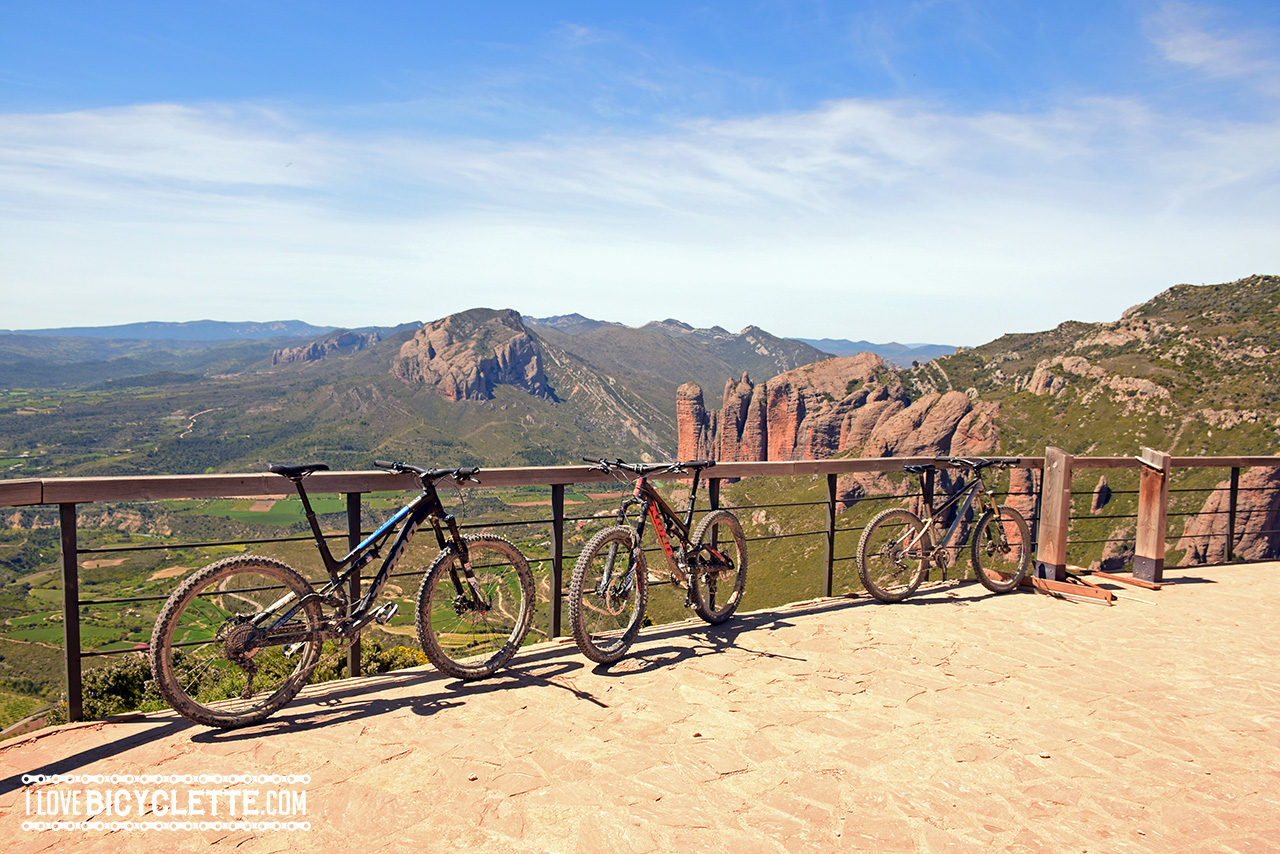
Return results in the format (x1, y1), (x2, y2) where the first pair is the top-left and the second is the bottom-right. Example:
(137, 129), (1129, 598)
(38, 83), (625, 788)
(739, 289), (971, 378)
(948, 401), (999, 457)
(765, 383), (804, 461)
(1176, 467), (1280, 564)
(715, 374), (762, 462)
(394, 309), (556, 402)
(676, 383), (717, 461)
(1006, 468), (1038, 521)
(675, 355), (1000, 467)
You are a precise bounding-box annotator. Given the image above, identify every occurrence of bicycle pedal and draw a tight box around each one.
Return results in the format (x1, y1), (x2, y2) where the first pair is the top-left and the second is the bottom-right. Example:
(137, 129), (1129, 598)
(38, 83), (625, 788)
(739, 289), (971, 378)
(372, 602), (400, 625)
(283, 642), (305, 658)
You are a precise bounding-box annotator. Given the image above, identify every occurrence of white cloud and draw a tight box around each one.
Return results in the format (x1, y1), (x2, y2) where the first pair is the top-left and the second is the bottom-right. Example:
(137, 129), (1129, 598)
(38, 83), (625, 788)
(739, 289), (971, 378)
(1147, 2), (1280, 90)
(1, 82), (1278, 343)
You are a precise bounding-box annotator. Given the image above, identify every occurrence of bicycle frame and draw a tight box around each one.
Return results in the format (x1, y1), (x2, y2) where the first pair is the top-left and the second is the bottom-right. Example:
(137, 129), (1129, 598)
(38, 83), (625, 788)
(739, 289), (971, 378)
(926, 477), (990, 550)
(614, 463), (732, 582)
(625, 475), (696, 578)
(902, 466), (1001, 560)
(271, 470), (482, 639)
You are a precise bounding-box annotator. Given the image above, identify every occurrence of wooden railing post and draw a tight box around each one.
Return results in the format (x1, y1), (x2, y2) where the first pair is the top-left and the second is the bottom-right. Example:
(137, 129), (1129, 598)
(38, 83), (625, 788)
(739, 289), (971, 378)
(1035, 447), (1073, 581)
(824, 473), (837, 598)
(59, 503), (83, 723)
(346, 492), (363, 678)
(1134, 447), (1172, 583)
(550, 484), (565, 638)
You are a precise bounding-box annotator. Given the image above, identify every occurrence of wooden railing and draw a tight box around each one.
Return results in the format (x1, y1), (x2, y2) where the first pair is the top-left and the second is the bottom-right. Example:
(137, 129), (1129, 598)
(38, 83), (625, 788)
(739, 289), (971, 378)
(2, 449), (1277, 723)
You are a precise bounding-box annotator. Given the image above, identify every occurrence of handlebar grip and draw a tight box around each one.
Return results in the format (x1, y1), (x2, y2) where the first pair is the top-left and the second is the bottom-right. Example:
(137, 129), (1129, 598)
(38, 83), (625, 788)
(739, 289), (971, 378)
(374, 460), (398, 470)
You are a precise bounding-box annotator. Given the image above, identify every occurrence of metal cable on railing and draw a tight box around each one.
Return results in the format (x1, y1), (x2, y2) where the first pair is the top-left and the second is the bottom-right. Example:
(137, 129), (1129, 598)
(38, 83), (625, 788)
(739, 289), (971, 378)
(9, 455), (1280, 722)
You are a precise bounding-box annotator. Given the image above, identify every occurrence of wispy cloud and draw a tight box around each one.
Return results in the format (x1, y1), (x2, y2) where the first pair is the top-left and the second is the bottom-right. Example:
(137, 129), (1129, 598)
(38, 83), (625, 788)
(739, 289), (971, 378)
(1, 3), (1278, 343)
(1147, 1), (1280, 89)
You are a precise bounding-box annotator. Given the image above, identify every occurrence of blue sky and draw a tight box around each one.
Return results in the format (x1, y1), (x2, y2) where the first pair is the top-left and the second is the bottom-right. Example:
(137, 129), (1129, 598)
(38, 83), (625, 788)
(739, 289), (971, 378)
(2, 1), (1278, 344)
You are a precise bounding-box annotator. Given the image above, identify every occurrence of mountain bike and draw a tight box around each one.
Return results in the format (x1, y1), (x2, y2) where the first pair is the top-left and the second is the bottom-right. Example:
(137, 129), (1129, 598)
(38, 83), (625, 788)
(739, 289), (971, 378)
(569, 458), (747, 664)
(149, 460), (535, 728)
(856, 457), (1031, 603)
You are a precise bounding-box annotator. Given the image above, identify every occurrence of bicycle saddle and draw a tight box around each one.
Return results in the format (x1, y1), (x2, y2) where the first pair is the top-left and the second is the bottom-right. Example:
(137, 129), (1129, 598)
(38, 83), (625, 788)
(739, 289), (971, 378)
(268, 463), (330, 478)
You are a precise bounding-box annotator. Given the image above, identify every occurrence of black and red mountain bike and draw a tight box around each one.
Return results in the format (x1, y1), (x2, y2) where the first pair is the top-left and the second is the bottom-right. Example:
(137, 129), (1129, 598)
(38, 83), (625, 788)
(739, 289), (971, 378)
(569, 458), (748, 664)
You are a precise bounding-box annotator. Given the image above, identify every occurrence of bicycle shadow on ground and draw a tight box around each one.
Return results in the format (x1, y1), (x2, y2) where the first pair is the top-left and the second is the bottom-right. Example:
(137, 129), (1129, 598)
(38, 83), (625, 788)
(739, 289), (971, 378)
(186, 654), (606, 742)
(578, 592), (897, 677)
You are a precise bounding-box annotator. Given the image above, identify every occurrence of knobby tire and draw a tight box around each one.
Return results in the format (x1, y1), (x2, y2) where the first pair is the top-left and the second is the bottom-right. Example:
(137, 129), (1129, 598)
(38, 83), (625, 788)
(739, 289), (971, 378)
(856, 507), (930, 603)
(689, 509), (748, 624)
(416, 534), (536, 680)
(150, 555), (323, 729)
(568, 526), (648, 664)
(971, 504), (1032, 593)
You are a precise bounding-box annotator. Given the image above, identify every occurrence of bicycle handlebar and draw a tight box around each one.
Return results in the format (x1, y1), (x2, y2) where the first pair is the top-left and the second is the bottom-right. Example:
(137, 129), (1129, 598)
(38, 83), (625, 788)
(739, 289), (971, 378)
(582, 457), (716, 476)
(374, 460), (481, 484)
(931, 457), (1022, 470)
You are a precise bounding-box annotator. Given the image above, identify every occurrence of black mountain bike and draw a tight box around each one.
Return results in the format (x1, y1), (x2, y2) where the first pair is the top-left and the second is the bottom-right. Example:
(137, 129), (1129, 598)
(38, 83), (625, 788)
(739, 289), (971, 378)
(856, 457), (1031, 603)
(149, 460), (535, 728)
(568, 458), (747, 664)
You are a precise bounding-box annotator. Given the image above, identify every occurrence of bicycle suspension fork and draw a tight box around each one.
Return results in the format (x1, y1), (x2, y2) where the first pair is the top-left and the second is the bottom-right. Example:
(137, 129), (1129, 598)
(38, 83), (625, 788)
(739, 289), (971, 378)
(434, 513), (493, 611)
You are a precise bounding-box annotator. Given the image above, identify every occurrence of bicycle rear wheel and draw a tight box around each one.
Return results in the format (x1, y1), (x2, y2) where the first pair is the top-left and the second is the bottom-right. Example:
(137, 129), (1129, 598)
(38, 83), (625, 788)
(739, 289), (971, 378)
(568, 526), (648, 664)
(416, 535), (535, 680)
(971, 505), (1031, 593)
(150, 555), (323, 729)
(856, 508), (930, 603)
(689, 509), (748, 624)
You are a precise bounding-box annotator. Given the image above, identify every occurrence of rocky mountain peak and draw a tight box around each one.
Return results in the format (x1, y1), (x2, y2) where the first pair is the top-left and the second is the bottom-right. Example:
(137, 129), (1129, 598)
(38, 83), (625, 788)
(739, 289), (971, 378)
(393, 308), (557, 402)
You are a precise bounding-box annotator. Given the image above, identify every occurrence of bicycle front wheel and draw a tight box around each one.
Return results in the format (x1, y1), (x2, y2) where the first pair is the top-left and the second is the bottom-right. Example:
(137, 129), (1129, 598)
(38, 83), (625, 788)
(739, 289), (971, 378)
(689, 509), (748, 624)
(971, 505), (1031, 593)
(568, 526), (648, 664)
(416, 535), (535, 680)
(857, 508), (930, 603)
(149, 555), (323, 729)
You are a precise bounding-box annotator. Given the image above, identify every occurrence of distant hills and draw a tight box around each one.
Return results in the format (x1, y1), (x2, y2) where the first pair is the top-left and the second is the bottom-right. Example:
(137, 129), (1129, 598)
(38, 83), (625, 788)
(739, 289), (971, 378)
(0, 310), (857, 476)
(792, 338), (956, 367)
(4, 319), (336, 342)
(1, 315), (948, 367)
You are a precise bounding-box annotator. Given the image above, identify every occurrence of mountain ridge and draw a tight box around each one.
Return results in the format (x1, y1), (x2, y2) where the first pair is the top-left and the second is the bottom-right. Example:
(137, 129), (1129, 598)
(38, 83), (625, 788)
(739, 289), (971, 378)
(3, 319), (337, 342)
(674, 274), (1280, 568)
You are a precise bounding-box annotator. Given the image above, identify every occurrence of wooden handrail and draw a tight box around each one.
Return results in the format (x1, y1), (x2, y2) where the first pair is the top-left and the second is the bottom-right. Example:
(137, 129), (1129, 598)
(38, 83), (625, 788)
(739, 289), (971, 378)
(2, 456), (1056, 507)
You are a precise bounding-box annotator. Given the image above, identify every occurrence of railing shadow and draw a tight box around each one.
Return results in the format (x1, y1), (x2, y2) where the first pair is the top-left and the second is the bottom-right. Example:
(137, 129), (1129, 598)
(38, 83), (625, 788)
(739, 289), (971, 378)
(0, 717), (192, 796)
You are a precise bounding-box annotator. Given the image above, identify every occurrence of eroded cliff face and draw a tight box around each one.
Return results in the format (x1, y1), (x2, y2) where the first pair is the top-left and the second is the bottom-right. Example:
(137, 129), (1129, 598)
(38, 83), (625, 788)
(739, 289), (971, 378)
(272, 330), (383, 365)
(393, 309), (557, 402)
(677, 354), (1004, 510)
(677, 355), (1000, 464)
(1177, 467), (1280, 565)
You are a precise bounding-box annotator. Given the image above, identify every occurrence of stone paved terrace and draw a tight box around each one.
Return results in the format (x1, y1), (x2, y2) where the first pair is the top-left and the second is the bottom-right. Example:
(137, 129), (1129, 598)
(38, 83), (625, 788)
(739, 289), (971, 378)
(2, 562), (1279, 853)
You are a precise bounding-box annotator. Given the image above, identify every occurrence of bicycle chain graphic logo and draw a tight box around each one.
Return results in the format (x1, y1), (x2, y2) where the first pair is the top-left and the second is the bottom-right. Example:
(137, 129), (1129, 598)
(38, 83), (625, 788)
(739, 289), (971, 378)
(21, 773), (311, 833)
